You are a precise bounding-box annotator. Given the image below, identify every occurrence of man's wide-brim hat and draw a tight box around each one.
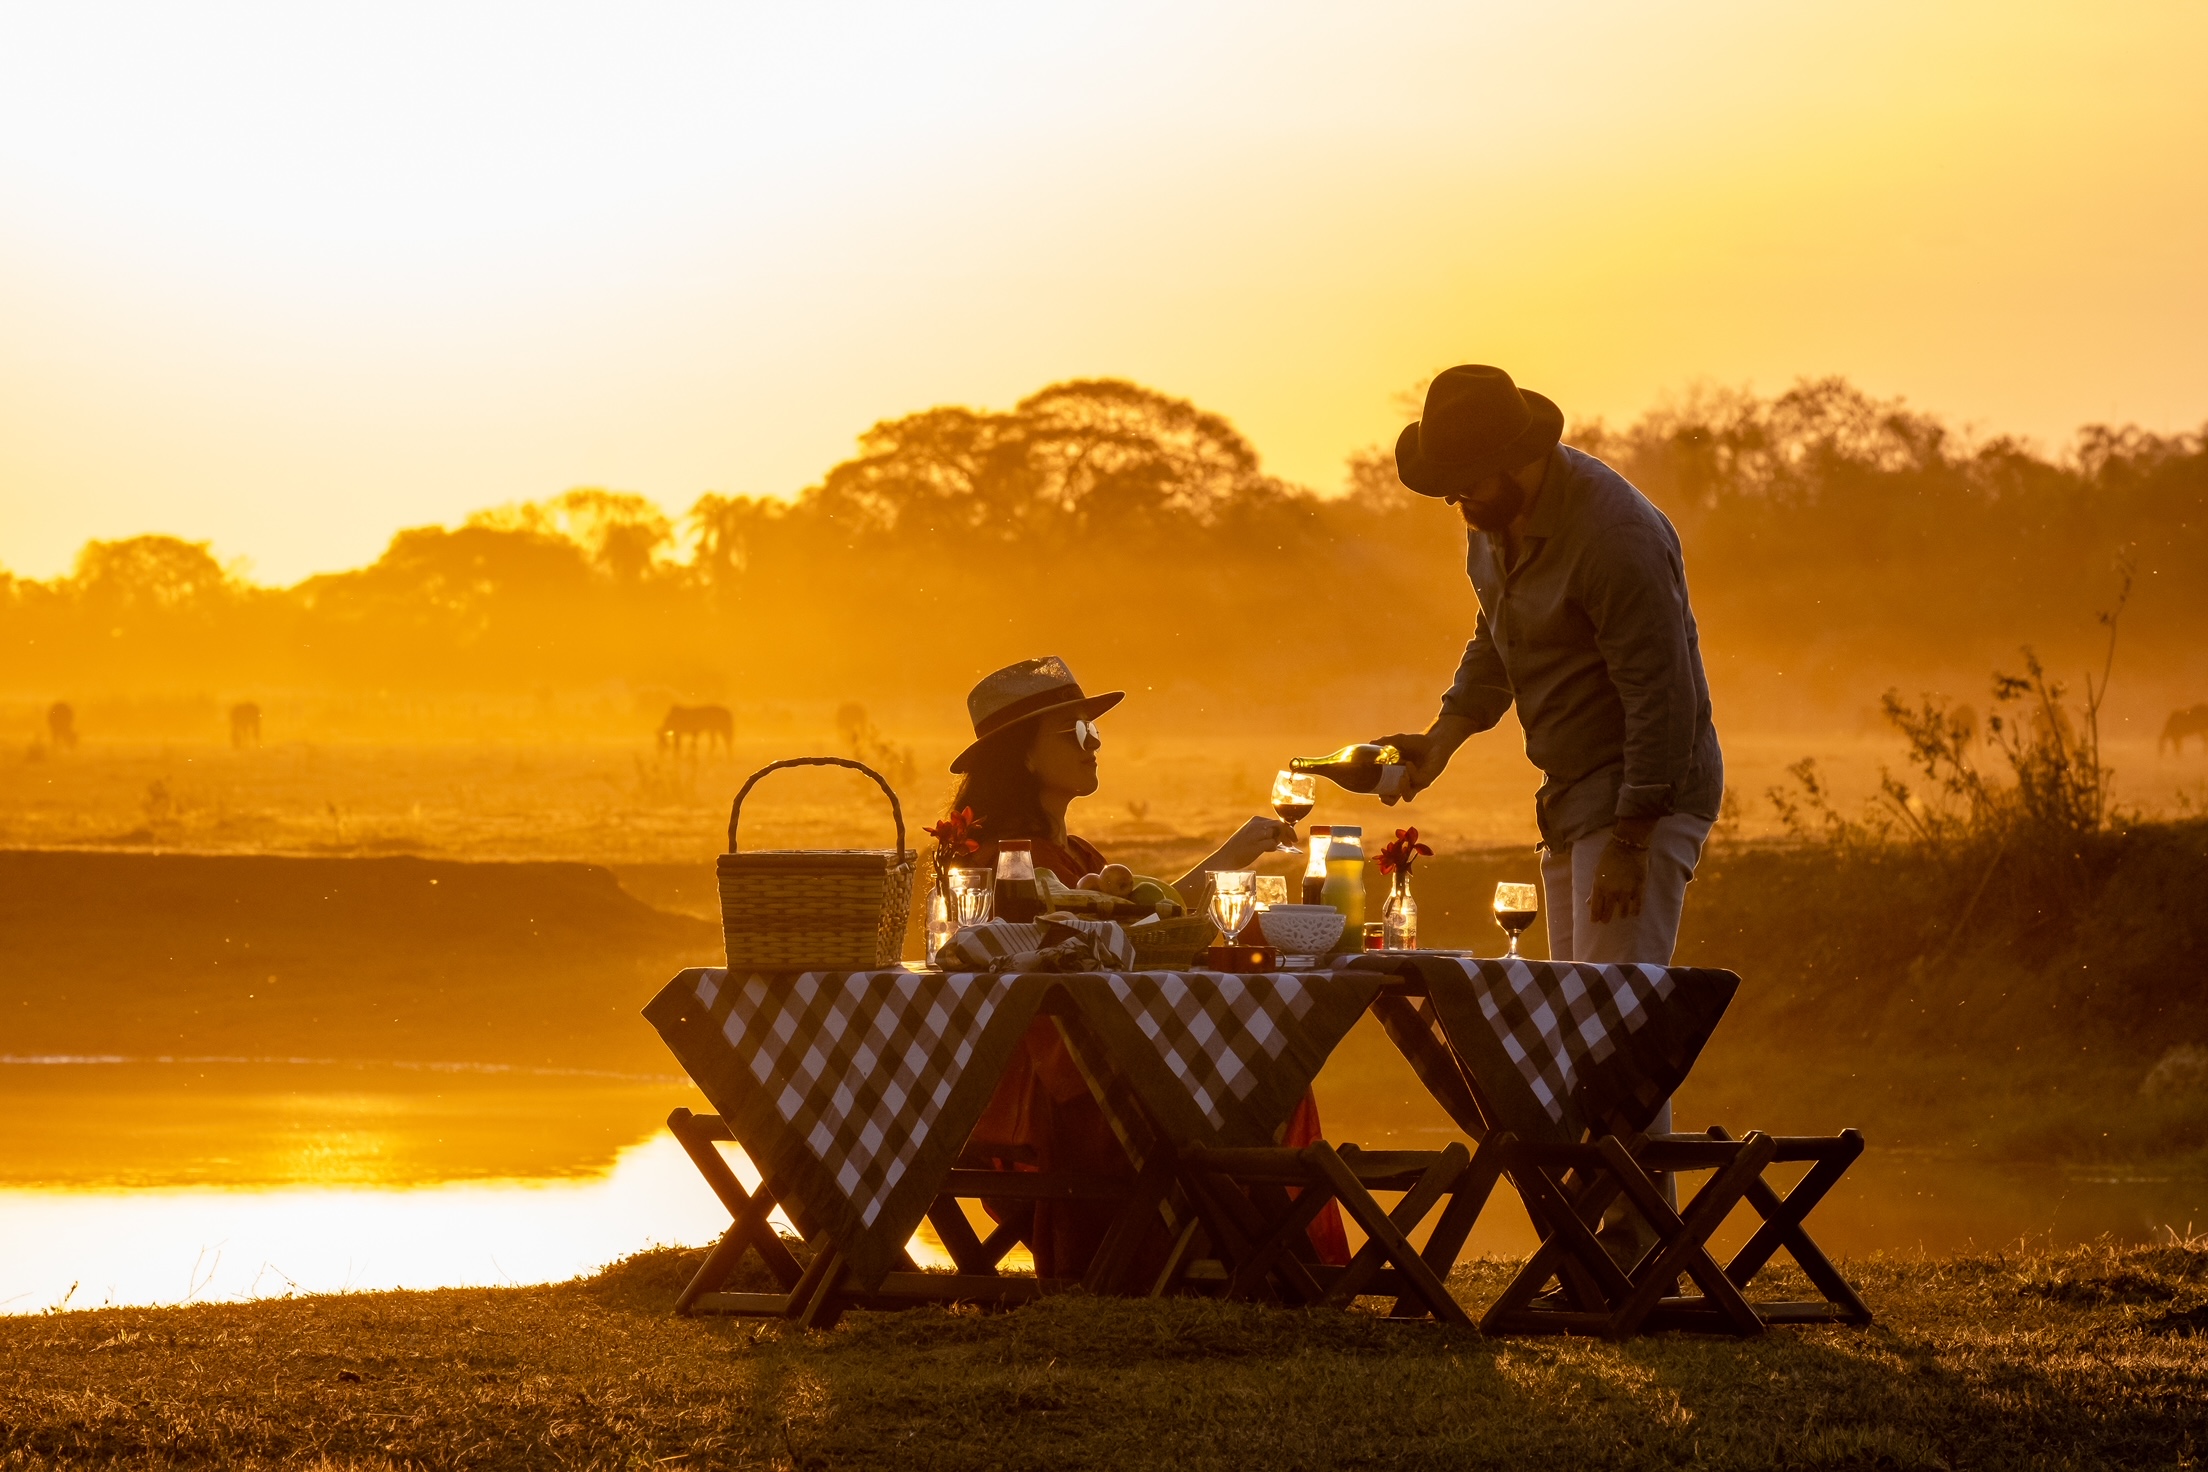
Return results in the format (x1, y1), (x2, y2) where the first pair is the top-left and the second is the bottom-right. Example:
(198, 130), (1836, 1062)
(950, 656), (1124, 774)
(1394, 364), (1565, 497)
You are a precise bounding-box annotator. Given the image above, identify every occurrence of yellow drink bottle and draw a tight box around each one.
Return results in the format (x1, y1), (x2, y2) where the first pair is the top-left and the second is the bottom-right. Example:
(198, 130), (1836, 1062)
(1320, 824), (1366, 933)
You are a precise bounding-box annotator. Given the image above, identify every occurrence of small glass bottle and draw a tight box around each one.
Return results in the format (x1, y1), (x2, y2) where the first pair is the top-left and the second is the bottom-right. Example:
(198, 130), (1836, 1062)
(1301, 824), (1332, 905)
(1382, 873), (1418, 951)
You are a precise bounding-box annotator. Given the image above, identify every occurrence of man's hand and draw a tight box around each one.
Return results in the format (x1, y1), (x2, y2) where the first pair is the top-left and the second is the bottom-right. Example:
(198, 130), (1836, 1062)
(1587, 818), (1658, 924)
(1372, 714), (1478, 806)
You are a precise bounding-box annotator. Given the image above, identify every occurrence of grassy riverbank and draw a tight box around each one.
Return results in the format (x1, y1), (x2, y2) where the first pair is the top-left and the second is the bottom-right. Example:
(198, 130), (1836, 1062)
(5, 1242), (2207, 1470)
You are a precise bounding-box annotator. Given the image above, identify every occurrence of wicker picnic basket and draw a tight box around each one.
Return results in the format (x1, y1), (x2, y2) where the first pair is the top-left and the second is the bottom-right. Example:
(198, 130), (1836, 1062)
(1127, 913), (1217, 971)
(717, 756), (918, 972)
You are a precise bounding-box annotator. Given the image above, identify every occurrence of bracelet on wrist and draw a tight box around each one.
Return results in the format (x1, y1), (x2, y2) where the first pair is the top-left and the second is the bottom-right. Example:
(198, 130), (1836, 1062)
(1609, 832), (1649, 853)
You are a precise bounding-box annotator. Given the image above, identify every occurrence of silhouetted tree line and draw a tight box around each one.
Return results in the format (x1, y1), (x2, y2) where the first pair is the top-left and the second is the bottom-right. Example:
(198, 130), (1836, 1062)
(2, 377), (2200, 708)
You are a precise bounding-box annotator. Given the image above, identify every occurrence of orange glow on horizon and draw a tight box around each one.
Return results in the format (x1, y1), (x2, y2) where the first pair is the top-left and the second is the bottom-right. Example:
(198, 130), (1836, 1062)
(0, 1), (2203, 582)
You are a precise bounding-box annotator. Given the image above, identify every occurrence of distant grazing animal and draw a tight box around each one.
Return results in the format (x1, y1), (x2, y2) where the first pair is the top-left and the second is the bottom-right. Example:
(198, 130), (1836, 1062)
(2162, 704), (2208, 756)
(658, 704), (734, 755)
(45, 702), (76, 752)
(230, 702), (262, 749)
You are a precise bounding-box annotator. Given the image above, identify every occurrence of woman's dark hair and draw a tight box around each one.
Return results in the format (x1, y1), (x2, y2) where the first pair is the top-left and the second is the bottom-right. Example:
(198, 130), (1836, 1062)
(948, 718), (1049, 842)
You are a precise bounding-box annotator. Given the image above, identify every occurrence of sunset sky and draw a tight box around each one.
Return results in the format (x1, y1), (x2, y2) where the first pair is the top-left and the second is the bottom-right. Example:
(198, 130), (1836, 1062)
(1, 1), (2202, 584)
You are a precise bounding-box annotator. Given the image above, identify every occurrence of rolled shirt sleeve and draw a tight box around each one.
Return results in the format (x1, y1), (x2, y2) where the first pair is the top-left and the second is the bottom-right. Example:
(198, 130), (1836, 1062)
(1579, 525), (1699, 821)
(1439, 607), (1516, 731)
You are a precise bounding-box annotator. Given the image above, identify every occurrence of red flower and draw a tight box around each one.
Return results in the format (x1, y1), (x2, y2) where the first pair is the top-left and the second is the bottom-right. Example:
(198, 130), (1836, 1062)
(1374, 826), (1434, 875)
(925, 806), (982, 863)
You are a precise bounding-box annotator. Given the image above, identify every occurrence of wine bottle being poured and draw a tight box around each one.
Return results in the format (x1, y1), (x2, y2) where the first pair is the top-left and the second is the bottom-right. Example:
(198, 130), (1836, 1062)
(1289, 744), (1410, 798)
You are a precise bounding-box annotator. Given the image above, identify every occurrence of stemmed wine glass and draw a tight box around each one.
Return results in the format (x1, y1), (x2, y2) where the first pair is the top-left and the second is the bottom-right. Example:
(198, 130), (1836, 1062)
(1270, 771), (1316, 852)
(1209, 870), (1257, 945)
(1493, 882), (1539, 959)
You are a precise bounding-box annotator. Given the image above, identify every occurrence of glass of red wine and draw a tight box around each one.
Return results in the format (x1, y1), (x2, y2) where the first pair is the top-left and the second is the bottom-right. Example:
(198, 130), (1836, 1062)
(1493, 882), (1539, 958)
(1270, 770), (1315, 852)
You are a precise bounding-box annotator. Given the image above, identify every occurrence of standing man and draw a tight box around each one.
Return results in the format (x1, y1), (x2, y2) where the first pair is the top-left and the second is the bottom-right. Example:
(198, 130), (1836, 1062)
(1380, 363), (1724, 1036)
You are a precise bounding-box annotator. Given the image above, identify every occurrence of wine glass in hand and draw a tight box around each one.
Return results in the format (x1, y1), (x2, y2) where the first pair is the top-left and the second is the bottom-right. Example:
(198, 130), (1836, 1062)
(1270, 771), (1316, 852)
(1493, 882), (1539, 959)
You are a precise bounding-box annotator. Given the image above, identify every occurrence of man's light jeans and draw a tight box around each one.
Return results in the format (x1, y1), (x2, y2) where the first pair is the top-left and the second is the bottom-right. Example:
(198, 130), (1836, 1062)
(1540, 812), (1714, 1215)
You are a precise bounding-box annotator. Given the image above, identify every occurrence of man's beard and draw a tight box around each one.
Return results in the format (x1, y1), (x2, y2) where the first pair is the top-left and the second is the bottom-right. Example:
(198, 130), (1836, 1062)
(1458, 479), (1527, 532)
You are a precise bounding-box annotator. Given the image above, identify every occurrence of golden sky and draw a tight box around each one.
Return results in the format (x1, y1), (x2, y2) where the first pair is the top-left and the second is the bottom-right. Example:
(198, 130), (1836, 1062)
(1, 1), (2203, 583)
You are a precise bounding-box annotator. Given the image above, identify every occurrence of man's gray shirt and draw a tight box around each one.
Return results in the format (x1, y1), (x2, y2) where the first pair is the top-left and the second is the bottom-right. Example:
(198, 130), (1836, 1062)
(1441, 444), (1724, 850)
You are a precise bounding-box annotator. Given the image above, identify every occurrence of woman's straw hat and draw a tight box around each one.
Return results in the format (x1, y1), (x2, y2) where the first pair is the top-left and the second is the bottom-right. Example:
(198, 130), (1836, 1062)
(950, 656), (1124, 773)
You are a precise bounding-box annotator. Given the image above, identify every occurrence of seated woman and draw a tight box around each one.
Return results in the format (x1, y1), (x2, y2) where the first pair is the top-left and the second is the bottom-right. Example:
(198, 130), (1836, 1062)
(949, 655), (1347, 1277)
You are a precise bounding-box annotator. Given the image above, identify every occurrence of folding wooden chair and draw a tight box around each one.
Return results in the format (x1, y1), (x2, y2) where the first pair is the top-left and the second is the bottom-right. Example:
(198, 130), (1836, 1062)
(1479, 1130), (1776, 1338)
(1663, 1126), (1871, 1327)
(666, 1107), (807, 1315)
(668, 1109), (1153, 1325)
(1177, 1138), (1513, 1325)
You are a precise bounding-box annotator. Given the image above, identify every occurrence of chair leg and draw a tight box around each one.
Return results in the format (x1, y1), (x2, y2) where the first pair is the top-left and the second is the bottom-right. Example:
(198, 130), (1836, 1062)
(1709, 1126), (1872, 1324)
(1389, 1134), (1510, 1318)
(668, 1109), (803, 1288)
(1178, 1157), (1330, 1305)
(1084, 1152), (1178, 1295)
(926, 1196), (996, 1276)
(1323, 1142), (1469, 1308)
(791, 1242), (848, 1331)
(1307, 1145), (1471, 1326)
(1489, 1158), (1632, 1316)
(673, 1223), (752, 1315)
(1598, 1134), (1769, 1338)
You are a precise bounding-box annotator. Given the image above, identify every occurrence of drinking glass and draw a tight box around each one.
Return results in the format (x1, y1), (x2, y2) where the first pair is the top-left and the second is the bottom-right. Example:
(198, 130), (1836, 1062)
(1493, 881), (1539, 958)
(1209, 869), (1256, 943)
(1252, 875), (1288, 911)
(1270, 771), (1316, 851)
(949, 866), (996, 928)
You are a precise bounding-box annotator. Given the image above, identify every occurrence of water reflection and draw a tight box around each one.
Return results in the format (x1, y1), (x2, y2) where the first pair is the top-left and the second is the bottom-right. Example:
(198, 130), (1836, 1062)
(1, 1134), (740, 1314)
(6, 1051), (2204, 1316)
(0, 1058), (699, 1188)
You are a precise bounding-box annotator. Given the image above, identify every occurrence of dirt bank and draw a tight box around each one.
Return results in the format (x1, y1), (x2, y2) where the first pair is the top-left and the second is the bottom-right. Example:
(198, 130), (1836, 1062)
(0, 850), (717, 1072)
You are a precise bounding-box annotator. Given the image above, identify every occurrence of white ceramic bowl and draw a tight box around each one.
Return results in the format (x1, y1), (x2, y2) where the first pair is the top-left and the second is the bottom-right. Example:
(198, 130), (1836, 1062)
(1258, 904), (1346, 957)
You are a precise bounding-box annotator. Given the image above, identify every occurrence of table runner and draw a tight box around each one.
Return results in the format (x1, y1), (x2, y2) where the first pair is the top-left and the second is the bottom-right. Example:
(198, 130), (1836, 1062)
(1349, 955), (1738, 1144)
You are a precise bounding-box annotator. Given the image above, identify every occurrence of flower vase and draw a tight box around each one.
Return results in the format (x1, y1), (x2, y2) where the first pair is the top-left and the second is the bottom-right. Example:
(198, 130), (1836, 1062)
(1382, 872), (1419, 951)
(925, 862), (955, 967)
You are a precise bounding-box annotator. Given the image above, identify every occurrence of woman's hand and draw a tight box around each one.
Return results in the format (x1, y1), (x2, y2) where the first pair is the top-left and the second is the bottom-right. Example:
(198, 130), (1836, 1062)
(1221, 816), (1296, 867)
(1171, 817), (1297, 906)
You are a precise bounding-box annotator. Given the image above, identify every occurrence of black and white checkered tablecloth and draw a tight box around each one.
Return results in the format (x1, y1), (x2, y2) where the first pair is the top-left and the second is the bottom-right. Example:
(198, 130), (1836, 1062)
(644, 966), (1384, 1287)
(1352, 955), (1738, 1143)
(646, 967), (1050, 1287)
(1067, 971), (1381, 1146)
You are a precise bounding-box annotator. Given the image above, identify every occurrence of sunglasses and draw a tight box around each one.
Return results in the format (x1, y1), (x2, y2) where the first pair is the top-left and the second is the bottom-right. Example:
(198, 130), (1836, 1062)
(1049, 718), (1103, 752)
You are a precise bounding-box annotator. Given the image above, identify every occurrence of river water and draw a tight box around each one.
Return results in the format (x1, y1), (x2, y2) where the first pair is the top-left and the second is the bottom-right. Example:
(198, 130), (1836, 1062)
(5, 1055), (2203, 1315)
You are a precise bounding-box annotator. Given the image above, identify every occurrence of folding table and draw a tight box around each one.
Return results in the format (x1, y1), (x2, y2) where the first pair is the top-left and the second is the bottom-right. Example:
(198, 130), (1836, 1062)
(1345, 952), (1872, 1336)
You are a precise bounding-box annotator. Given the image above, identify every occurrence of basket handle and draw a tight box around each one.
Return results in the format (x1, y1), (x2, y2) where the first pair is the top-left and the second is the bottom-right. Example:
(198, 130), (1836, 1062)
(727, 755), (909, 857)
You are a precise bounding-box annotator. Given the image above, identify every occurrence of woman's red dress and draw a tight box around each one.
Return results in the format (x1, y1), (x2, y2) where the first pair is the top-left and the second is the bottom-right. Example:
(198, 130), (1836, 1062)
(962, 834), (1349, 1276)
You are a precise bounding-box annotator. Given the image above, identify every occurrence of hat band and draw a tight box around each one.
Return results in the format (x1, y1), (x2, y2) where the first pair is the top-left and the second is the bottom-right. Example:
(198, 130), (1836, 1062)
(972, 683), (1089, 740)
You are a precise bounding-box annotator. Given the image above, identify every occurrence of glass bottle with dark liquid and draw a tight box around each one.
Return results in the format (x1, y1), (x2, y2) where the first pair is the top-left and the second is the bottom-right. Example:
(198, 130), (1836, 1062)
(1300, 825), (1331, 905)
(1290, 743), (1409, 798)
(995, 840), (1044, 924)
